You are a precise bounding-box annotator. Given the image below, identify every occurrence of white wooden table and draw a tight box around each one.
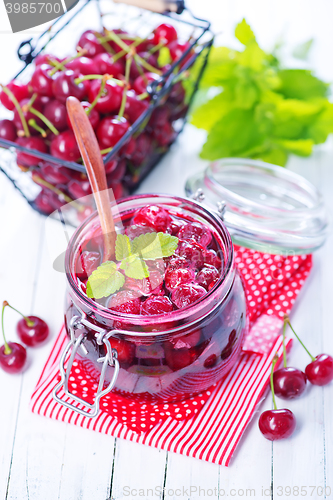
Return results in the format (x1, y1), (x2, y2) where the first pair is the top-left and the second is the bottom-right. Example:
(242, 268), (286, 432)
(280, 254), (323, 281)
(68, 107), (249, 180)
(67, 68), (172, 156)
(1, 1), (333, 498)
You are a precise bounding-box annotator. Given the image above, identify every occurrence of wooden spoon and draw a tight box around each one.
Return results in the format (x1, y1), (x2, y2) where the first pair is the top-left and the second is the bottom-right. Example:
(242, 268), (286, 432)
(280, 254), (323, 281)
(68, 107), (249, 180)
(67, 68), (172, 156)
(66, 96), (115, 261)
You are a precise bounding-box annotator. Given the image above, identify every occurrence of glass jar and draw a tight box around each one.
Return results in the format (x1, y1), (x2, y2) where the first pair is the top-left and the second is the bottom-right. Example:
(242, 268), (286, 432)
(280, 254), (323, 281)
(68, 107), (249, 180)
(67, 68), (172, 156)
(54, 194), (247, 416)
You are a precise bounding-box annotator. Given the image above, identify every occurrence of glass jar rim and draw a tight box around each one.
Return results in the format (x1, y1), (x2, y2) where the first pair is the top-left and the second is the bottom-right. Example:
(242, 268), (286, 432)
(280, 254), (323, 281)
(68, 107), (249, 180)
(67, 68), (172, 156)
(65, 193), (235, 330)
(185, 158), (330, 254)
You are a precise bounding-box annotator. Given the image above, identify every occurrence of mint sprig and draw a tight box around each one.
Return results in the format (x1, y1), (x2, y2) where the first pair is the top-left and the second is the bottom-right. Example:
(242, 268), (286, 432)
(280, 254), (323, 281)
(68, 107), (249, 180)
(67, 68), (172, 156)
(86, 231), (178, 299)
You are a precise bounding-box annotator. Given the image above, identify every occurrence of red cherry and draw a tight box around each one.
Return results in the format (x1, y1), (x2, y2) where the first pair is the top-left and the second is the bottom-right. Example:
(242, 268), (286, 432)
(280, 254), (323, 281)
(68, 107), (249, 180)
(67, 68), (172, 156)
(171, 329), (201, 349)
(168, 81), (186, 105)
(204, 354), (218, 369)
(305, 354), (333, 386)
(171, 283), (206, 309)
(153, 23), (178, 45)
(31, 64), (54, 97)
(52, 70), (86, 103)
(0, 81), (29, 111)
(169, 41), (194, 67)
(164, 345), (197, 371)
(130, 52), (158, 80)
(0, 119), (17, 142)
(124, 91), (150, 124)
(50, 130), (80, 162)
(151, 121), (175, 147)
(132, 205), (171, 232)
(133, 73), (160, 95)
(106, 159), (126, 182)
(43, 99), (68, 131)
(167, 256), (191, 270)
(34, 189), (54, 215)
(109, 290), (141, 315)
(273, 367), (307, 399)
(13, 98), (43, 135)
(68, 179), (92, 199)
(204, 249), (222, 269)
(109, 181), (127, 200)
(141, 296), (173, 315)
(88, 79), (123, 114)
(130, 133), (153, 166)
(0, 342), (27, 374)
(259, 409), (296, 441)
(125, 224), (155, 239)
(93, 53), (125, 78)
(196, 266), (220, 291)
(16, 136), (48, 167)
(165, 267), (195, 291)
(148, 105), (170, 129)
(66, 56), (99, 75)
(66, 101), (100, 130)
(176, 239), (205, 270)
(178, 222), (212, 247)
(96, 116), (130, 149)
(108, 337), (135, 364)
(17, 316), (49, 347)
(77, 30), (105, 58)
(76, 251), (100, 279)
(34, 53), (61, 66)
(168, 220), (185, 237)
(40, 162), (71, 184)
(125, 270), (164, 297)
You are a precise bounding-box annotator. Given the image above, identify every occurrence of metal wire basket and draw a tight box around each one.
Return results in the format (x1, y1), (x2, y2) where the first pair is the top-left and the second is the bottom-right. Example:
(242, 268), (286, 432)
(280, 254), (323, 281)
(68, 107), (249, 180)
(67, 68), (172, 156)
(0, 0), (213, 222)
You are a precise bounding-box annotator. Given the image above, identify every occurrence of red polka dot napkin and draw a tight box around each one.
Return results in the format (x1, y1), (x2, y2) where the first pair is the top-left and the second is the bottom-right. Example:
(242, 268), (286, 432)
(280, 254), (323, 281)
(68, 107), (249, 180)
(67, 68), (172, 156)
(30, 246), (312, 466)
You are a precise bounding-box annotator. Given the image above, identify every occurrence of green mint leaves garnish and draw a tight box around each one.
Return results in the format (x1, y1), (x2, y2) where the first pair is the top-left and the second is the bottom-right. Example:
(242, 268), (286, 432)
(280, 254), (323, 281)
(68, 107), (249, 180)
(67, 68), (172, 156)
(86, 231), (178, 299)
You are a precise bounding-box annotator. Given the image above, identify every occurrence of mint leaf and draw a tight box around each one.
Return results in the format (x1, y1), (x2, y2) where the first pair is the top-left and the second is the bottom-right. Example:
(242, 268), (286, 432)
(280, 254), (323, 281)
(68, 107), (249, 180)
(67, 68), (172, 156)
(120, 255), (149, 279)
(235, 19), (256, 46)
(275, 138), (314, 157)
(292, 38), (314, 61)
(277, 69), (329, 100)
(86, 261), (125, 299)
(132, 232), (178, 260)
(191, 90), (235, 131)
(115, 233), (132, 260)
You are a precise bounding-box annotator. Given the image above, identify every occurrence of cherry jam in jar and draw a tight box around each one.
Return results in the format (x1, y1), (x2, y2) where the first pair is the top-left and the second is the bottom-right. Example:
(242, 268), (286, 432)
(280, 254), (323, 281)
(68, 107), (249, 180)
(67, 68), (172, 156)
(64, 194), (247, 404)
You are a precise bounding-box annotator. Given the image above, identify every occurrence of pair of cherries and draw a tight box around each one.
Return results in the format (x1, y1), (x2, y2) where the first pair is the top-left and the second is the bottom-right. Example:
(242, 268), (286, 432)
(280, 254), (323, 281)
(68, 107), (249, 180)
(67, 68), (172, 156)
(0, 301), (49, 374)
(259, 315), (333, 440)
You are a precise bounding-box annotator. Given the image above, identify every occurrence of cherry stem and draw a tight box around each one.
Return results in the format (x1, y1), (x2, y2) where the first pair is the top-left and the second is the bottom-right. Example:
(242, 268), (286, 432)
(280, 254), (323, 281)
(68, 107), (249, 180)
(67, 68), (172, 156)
(270, 354), (279, 410)
(100, 146), (113, 155)
(0, 84), (30, 137)
(28, 107), (59, 136)
(137, 91), (149, 101)
(49, 48), (88, 76)
(284, 314), (315, 361)
(4, 300), (34, 327)
(1, 301), (11, 355)
(118, 56), (131, 120)
(86, 75), (108, 115)
(134, 53), (162, 75)
(94, 32), (115, 55)
(282, 319), (287, 368)
(27, 93), (38, 109)
(112, 36), (146, 62)
(74, 74), (124, 86)
(28, 119), (47, 137)
(33, 174), (83, 211)
(149, 41), (165, 55)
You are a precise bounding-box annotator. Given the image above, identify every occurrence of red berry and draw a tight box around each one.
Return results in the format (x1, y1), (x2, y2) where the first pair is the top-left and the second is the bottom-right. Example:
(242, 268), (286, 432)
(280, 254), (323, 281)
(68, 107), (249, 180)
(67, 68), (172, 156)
(167, 256), (191, 270)
(13, 98), (43, 135)
(153, 23), (178, 45)
(50, 130), (81, 162)
(109, 290), (141, 315)
(132, 205), (171, 232)
(125, 270), (164, 297)
(165, 267), (195, 291)
(169, 41), (194, 67)
(106, 159), (126, 182)
(97, 116), (130, 149)
(124, 91), (149, 124)
(305, 354), (333, 386)
(0, 81), (29, 111)
(171, 329), (201, 349)
(178, 222), (212, 247)
(77, 30), (105, 58)
(151, 121), (174, 147)
(259, 409), (296, 441)
(196, 266), (220, 291)
(133, 73), (159, 95)
(0, 119), (17, 142)
(34, 189), (54, 215)
(68, 179), (92, 199)
(35, 54), (61, 66)
(204, 353), (217, 369)
(17, 316), (49, 347)
(176, 239), (205, 270)
(141, 296), (173, 315)
(108, 337), (135, 364)
(171, 283), (206, 309)
(125, 224), (155, 239)
(66, 101), (100, 130)
(40, 162), (71, 184)
(93, 53), (125, 78)
(66, 56), (99, 75)
(43, 99), (68, 131)
(76, 251), (100, 279)
(204, 249), (222, 269)
(273, 367), (307, 399)
(31, 64), (54, 97)
(130, 133), (153, 166)
(52, 70), (86, 103)
(0, 342), (27, 374)
(16, 136), (48, 167)
(88, 79), (123, 114)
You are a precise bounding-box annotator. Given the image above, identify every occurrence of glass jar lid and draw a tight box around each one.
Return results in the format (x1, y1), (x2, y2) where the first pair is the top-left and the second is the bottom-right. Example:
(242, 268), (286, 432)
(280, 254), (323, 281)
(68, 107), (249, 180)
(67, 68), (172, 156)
(185, 158), (330, 254)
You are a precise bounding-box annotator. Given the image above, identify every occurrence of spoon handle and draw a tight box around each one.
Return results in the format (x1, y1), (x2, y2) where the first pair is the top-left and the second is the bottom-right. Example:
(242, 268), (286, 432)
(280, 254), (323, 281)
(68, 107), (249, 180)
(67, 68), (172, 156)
(66, 96), (115, 261)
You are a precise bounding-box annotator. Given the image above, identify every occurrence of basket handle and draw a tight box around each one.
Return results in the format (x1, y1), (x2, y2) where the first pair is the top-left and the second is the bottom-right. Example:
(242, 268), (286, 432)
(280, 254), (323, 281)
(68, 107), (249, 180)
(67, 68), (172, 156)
(112, 0), (185, 14)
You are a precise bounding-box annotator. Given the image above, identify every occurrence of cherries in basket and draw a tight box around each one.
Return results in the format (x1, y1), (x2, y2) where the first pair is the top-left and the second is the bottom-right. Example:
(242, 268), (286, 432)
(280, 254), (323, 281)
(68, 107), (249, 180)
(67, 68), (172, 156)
(0, 301), (49, 374)
(0, 23), (192, 215)
(259, 314), (333, 441)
